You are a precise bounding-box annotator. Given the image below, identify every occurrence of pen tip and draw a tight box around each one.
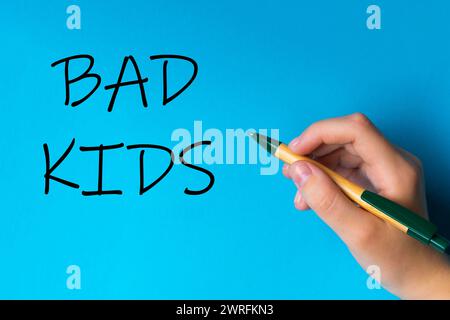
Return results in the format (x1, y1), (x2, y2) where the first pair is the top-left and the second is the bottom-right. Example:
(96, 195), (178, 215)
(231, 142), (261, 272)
(248, 132), (281, 155)
(248, 131), (258, 140)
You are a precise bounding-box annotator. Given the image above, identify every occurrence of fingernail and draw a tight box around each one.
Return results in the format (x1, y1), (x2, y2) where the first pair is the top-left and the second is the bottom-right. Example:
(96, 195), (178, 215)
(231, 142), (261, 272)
(294, 192), (301, 204)
(289, 136), (302, 148)
(292, 162), (312, 188)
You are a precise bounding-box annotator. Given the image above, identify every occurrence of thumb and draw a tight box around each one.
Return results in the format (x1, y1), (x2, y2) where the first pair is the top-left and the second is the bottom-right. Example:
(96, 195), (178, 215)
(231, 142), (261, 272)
(288, 161), (381, 246)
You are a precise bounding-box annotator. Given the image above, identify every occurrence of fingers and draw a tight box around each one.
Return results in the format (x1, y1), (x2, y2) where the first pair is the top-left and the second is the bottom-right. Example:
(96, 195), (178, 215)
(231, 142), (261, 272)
(288, 113), (398, 167)
(282, 164), (290, 178)
(294, 190), (309, 210)
(288, 160), (384, 246)
(284, 149), (363, 179)
(314, 147), (363, 171)
(309, 144), (342, 158)
(286, 113), (422, 206)
(285, 164), (310, 210)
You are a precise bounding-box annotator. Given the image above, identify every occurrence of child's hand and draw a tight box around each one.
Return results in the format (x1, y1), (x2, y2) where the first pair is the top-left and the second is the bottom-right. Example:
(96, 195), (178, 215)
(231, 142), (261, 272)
(283, 113), (450, 299)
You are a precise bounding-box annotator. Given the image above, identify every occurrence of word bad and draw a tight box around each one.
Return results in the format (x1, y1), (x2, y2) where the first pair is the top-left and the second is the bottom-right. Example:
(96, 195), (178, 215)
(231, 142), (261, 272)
(44, 139), (214, 196)
(51, 54), (198, 111)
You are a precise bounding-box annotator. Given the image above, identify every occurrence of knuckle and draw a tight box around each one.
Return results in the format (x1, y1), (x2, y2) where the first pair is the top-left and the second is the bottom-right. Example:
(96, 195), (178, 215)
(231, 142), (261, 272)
(349, 112), (373, 129)
(306, 121), (321, 134)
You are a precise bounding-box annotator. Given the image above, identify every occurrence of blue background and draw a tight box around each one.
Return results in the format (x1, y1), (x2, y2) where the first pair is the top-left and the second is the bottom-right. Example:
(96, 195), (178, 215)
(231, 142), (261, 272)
(1, 0), (449, 299)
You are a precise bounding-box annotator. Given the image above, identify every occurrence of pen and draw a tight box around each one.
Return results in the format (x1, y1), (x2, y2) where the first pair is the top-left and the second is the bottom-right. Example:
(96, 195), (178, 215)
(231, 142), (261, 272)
(249, 132), (450, 255)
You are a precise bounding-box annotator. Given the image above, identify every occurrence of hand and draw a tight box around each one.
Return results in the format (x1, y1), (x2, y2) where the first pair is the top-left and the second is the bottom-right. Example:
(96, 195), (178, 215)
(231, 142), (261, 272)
(283, 113), (450, 299)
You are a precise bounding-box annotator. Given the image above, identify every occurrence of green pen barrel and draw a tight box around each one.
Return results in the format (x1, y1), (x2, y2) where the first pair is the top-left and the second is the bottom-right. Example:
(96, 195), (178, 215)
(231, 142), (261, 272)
(430, 234), (450, 254)
(361, 190), (449, 255)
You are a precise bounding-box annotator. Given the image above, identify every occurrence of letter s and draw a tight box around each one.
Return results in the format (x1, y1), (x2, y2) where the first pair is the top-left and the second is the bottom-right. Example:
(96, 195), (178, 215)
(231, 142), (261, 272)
(179, 141), (215, 195)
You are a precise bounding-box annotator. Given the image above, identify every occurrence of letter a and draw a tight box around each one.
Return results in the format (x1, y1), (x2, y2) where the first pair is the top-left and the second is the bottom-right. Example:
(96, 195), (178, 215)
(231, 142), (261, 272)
(66, 265), (81, 290)
(66, 5), (81, 30)
(366, 5), (381, 30)
(366, 265), (381, 289)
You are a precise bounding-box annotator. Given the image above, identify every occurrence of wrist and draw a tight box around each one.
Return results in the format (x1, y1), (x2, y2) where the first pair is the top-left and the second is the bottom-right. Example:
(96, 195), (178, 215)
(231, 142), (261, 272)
(405, 252), (450, 299)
